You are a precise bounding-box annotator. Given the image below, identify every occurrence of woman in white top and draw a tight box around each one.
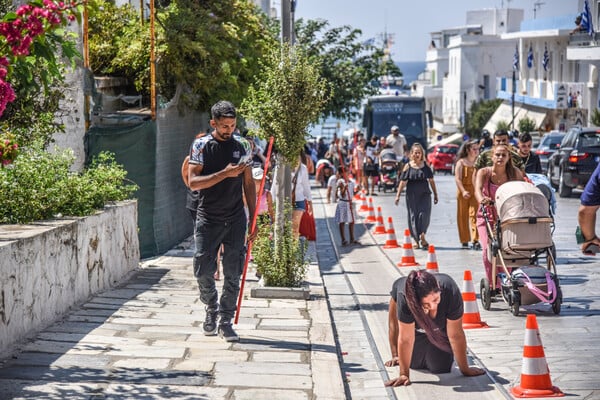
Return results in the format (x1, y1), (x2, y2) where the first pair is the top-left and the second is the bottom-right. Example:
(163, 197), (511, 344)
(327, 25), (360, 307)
(292, 151), (313, 239)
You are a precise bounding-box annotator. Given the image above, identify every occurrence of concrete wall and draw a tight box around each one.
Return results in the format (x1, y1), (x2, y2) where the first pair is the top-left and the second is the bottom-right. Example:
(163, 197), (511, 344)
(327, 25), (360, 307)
(0, 201), (139, 356)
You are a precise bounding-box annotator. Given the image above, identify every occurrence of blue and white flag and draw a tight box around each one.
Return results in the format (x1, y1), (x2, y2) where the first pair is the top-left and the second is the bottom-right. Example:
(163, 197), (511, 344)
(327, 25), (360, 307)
(513, 44), (519, 71)
(542, 44), (549, 71)
(527, 45), (534, 69)
(582, 0), (595, 36)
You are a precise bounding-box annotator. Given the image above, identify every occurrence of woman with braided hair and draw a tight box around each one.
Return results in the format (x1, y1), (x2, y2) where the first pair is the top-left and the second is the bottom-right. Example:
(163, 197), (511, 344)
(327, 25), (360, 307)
(384, 270), (484, 387)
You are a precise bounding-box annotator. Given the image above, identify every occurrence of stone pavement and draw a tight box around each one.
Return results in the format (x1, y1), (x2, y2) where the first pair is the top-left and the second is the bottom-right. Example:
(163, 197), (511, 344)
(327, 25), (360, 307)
(0, 235), (345, 399)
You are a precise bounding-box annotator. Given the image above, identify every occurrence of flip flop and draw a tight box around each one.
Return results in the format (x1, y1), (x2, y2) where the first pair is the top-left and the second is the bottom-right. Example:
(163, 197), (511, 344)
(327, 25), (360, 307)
(341, 240), (349, 246)
(350, 240), (360, 245)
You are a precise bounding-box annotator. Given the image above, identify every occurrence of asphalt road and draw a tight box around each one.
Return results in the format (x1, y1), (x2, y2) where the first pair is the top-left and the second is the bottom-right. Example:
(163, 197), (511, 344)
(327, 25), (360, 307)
(315, 173), (600, 399)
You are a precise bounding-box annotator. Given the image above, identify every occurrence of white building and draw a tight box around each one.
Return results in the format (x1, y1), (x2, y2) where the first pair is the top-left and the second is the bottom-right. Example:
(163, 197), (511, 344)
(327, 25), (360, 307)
(491, 5), (593, 133)
(566, 0), (599, 122)
(414, 8), (524, 135)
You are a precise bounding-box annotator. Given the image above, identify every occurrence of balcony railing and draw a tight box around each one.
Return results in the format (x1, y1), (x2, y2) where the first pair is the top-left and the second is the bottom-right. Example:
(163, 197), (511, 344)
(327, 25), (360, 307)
(569, 31), (600, 47)
(496, 77), (585, 109)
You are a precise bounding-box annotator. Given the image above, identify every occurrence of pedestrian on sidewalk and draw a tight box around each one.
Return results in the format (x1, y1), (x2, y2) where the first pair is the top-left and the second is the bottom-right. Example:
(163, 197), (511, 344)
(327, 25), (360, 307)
(187, 100), (256, 343)
(394, 143), (438, 249)
(454, 140), (480, 250)
(384, 270), (484, 387)
(474, 144), (524, 287)
(334, 169), (358, 246)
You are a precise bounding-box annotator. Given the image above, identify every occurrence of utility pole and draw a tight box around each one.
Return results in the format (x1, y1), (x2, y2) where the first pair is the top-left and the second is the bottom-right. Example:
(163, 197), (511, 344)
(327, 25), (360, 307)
(281, 0), (291, 43)
(512, 68), (516, 131)
(277, 0), (293, 226)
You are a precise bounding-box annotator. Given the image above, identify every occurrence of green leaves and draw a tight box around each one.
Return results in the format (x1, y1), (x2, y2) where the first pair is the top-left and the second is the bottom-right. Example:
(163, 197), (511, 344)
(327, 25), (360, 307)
(465, 99), (503, 137)
(253, 207), (307, 288)
(241, 43), (330, 164)
(294, 18), (402, 121)
(0, 147), (138, 223)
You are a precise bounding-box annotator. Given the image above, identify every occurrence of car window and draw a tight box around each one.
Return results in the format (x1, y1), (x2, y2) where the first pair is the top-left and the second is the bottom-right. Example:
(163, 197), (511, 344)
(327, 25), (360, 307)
(548, 135), (564, 149)
(438, 146), (457, 154)
(563, 132), (575, 147)
(579, 132), (600, 148)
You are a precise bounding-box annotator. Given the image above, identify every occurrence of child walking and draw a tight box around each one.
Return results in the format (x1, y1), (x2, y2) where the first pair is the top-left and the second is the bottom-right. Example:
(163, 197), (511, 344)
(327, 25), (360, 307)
(334, 169), (359, 246)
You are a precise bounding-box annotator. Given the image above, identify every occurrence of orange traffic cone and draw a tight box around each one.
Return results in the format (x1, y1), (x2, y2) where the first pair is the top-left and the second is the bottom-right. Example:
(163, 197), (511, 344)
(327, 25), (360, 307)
(373, 207), (387, 234)
(397, 229), (420, 267)
(383, 217), (400, 249)
(365, 198), (377, 223)
(358, 194), (369, 213)
(511, 314), (563, 398)
(462, 270), (489, 329)
(425, 245), (439, 273)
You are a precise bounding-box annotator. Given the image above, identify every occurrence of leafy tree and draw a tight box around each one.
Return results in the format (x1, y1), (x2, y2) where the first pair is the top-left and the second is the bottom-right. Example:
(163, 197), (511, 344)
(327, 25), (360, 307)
(241, 43), (329, 164)
(518, 116), (536, 134)
(88, 0), (278, 111)
(465, 99), (502, 137)
(241, 43), (328, 287)
(295, 18), (401, 121)
(88, 0), (149, 93)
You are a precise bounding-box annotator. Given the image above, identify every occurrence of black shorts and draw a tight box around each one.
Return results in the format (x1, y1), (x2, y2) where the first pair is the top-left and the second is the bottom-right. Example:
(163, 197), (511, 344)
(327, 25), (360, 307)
(363, 165), (379, 177)
(410, 332), (454, 373)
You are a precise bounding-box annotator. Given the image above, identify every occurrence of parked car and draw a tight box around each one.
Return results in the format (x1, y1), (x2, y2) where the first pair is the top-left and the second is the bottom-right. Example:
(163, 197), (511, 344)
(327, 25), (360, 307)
(427, 143), (458, 174)
(535, 131), (566, 174)
(547, 127), (600, 197)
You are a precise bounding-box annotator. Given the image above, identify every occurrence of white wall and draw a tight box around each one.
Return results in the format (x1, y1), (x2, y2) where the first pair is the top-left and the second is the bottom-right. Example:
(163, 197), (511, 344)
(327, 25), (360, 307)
(0, 201), (139, 357)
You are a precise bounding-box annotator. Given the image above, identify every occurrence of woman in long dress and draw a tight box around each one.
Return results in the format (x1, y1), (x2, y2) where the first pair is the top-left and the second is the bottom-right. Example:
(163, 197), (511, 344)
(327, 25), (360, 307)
(454, 140), (480, 249)
(394, 143), (439, 249)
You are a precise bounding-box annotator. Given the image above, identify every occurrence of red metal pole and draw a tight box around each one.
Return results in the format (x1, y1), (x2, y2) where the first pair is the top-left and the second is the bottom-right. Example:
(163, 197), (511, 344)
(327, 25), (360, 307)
(235, 136), (275, 324)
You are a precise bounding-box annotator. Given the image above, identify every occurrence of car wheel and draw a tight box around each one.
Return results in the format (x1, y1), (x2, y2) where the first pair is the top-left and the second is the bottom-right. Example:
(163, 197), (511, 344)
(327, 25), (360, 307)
(558, 169), (572, 198)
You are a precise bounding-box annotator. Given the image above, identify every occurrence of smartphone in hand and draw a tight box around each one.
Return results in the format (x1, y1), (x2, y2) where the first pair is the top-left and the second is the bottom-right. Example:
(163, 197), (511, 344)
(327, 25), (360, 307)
(237, 154), (252, 165)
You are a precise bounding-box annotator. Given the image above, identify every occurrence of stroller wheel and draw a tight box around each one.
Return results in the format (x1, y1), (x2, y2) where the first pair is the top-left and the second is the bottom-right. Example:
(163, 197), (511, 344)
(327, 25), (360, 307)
(510, 294), (520, 317)
(552, 286), (562, 315)
(480, 278), (492, 311)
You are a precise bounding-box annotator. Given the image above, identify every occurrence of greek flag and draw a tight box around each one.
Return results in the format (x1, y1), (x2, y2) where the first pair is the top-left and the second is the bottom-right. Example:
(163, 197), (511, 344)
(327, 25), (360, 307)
(513, 44), (519, 71)
(527, 45), (534, 69)
(582, 0), (595, 36)
(542, 44), (549, 71)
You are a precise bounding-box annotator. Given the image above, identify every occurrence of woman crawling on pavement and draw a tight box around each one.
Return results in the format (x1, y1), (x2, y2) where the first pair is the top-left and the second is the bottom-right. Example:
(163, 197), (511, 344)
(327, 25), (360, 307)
(384, 270), (485, 387)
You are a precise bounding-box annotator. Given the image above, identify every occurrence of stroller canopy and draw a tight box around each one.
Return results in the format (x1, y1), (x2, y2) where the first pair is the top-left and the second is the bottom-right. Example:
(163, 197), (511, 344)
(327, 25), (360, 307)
(495, 181), (550, 221)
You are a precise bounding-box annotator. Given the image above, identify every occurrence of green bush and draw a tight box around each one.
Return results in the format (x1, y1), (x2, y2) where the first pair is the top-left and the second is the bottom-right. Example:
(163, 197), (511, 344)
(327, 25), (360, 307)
(591, 108), (600, 127)
(0, 147), (138, 223)
(496, 120), (511, 132)
(518, 117), (536, 134)
(252, 206), (308, 288)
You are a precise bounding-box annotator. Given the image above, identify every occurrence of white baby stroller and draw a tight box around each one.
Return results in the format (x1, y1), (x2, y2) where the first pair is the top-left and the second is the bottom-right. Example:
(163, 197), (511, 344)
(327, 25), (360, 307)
(480, 181), (562, 316)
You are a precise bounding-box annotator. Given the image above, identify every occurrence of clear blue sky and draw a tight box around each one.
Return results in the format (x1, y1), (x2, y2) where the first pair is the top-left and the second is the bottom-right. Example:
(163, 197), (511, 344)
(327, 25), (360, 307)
(293, 0), (580, 61)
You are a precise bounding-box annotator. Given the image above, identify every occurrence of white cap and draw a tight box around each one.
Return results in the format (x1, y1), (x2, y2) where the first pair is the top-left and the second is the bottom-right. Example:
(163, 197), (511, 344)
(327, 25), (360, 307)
(391, 125), (400, 132)
(252, 167), (264, 180)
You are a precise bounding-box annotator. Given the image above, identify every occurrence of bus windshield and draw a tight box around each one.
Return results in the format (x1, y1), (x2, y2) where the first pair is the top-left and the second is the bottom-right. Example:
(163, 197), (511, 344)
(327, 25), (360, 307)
(371, 100), (424, 138)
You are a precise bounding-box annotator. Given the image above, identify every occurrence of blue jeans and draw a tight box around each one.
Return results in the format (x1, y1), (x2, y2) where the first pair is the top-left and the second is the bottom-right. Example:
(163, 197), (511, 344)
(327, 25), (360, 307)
(193, 213), (247, 322)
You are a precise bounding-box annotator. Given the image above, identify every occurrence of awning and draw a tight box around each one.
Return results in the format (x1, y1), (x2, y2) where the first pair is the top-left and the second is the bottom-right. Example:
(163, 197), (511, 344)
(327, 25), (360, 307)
(484, 102), (548, 133)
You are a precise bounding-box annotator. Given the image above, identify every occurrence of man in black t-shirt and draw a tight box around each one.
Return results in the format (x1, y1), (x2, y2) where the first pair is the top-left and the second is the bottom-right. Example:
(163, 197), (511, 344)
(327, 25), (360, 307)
(188, 100), (256, 342)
